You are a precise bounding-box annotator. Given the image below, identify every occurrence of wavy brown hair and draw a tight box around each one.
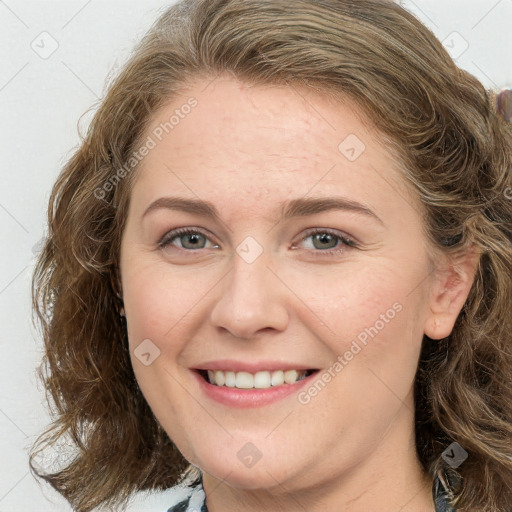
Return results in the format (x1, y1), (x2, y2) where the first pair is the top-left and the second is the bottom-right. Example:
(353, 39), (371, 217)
(29, 0), (512, 510)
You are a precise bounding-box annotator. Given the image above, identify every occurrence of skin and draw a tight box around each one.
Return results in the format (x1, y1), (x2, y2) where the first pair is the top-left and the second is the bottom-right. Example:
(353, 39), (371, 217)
(119, 74), (479, 512)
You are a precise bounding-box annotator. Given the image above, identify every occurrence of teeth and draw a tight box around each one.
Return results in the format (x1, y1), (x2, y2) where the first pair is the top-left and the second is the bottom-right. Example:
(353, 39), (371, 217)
(215, 370), (225, 386)
(225, 371), (236, 387)
(284, 369), (299, 384)
(236, 371), (254, 389)
(204, 369), (311, 389)
(271, 370), (284, 386)
(254, 371), (271, 388)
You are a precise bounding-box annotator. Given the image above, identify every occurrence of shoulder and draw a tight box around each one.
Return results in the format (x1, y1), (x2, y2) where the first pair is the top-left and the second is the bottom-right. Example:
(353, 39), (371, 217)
(433, 470), (461, 512)
(163, 479), (207, 512)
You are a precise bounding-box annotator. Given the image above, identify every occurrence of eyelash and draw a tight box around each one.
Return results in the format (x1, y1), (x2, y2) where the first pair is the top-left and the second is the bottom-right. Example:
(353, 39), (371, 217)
(158, 227), (358, 257)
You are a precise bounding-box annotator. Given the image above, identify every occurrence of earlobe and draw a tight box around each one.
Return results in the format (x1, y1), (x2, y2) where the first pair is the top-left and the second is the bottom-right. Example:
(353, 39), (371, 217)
(424, 244), (481, 340)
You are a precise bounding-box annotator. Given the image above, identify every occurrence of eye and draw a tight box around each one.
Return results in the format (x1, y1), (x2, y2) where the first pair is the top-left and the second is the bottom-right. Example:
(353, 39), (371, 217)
(292, 228), (358, 256)
(158, 228), (219, 251)
(158, 227), (358, 256)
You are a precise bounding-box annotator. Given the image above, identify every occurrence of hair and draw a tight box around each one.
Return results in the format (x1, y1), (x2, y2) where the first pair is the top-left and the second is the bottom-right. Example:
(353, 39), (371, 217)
(29, 0), (512, 511)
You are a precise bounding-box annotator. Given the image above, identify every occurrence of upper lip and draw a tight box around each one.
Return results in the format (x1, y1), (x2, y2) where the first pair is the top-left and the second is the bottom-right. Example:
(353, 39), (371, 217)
(192, 360), (318, 373)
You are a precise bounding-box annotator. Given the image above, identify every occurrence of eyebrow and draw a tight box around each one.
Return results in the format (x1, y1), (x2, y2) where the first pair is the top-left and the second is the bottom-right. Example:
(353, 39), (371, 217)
(142, 196), (383, 225)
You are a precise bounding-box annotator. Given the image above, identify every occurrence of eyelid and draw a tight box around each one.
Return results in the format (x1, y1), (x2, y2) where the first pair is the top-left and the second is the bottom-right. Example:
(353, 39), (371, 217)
(296, 227), (358, 248)
(158, 226), (359, 256)
(158, 226), (218, 249)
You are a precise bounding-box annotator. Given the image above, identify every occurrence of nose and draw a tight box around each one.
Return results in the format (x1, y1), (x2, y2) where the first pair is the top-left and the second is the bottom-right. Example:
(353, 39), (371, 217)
(209, 247), (289, 340)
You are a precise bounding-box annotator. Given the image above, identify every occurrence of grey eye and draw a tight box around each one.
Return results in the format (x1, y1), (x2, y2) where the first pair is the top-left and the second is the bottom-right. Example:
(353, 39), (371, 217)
(310, 232), (339, 250)
(179, 233), (207, 250)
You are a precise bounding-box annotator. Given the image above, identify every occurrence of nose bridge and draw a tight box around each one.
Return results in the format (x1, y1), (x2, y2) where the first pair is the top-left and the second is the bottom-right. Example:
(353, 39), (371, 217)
(209, 238), (289, 338)
(232, 241), (271, 297)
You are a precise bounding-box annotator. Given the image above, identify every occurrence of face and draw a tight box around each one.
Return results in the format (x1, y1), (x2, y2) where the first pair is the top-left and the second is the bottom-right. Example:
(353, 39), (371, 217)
(119, 75), (444, 493)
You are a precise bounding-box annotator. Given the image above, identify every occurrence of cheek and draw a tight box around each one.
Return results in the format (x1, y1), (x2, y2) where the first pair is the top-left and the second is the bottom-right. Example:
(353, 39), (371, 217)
(121, 264), (202, 438)
(336, 272), (425, 406)
(291, 257), (427, 407)
(122, 261), (215, 348)
(287, 255), (424, 347)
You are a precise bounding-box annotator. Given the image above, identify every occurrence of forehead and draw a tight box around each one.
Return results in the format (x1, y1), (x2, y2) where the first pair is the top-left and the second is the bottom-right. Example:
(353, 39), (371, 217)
(128, 75), (417, 222)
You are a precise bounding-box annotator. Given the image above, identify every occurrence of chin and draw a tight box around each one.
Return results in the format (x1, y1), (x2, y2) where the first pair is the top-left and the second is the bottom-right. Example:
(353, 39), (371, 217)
(197, 452), (298, 490)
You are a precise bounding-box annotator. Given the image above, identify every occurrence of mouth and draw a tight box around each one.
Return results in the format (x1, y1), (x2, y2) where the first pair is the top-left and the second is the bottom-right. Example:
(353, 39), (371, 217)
(195, 368), (319, 389)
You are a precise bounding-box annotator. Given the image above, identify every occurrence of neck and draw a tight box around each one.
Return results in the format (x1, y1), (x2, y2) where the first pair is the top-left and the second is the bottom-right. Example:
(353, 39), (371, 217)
(201, 398), (436, 512)
(203, 461), (434, 512)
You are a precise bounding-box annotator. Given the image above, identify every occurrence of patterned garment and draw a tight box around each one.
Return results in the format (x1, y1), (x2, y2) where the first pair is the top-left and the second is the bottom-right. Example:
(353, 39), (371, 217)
(166, 471), (457, 512)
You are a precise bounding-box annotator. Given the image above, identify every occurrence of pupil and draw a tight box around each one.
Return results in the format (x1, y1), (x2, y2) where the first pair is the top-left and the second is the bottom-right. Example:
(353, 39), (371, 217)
(184, 234), (204, 249)
(314, 233), (336, 249)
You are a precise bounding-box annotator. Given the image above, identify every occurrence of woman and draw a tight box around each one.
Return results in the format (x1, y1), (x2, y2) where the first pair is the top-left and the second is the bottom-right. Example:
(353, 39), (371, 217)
(29, 0), (512, 511)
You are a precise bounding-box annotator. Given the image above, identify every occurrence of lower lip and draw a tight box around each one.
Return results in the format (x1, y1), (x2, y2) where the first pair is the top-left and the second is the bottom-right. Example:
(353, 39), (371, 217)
(192, 370), (319, 408)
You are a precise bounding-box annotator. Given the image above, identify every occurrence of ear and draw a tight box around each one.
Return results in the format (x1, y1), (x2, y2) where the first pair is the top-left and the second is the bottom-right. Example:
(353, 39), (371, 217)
(424, 243), (481, 340)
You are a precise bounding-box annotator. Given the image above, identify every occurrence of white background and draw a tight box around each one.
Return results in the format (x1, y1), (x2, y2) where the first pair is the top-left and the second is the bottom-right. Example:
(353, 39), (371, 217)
(0, 1), (511, 510)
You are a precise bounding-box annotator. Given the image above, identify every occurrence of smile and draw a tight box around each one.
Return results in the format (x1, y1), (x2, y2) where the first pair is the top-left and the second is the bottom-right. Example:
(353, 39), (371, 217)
(192, 367), (320, 408)
(199, 369), (316, 389)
